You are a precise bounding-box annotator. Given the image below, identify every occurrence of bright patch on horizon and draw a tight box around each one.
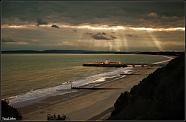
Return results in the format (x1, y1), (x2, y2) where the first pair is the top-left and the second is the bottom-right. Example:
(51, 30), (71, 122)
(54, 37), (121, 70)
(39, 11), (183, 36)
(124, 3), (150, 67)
(2, 24), (185, 32)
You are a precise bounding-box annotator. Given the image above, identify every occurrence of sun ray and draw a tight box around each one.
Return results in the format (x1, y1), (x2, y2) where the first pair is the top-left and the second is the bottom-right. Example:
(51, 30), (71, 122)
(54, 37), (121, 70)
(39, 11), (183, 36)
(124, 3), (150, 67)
(148, 32), (164, 51)
(118, 32), (128, 51)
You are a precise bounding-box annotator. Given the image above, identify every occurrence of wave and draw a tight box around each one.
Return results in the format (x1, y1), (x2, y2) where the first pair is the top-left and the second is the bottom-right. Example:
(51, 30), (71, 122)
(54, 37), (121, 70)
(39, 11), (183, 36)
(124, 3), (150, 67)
(8, 67), (133, 108)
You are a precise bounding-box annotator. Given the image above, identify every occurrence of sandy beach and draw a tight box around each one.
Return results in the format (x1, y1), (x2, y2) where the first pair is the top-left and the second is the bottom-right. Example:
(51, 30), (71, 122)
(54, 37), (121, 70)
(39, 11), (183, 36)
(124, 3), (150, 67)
(18, 66), (160, 120)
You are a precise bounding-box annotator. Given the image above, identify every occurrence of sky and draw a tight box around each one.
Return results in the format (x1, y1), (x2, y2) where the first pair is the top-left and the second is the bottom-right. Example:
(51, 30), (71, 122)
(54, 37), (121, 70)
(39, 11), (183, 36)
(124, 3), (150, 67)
(1, 1), (185, 51)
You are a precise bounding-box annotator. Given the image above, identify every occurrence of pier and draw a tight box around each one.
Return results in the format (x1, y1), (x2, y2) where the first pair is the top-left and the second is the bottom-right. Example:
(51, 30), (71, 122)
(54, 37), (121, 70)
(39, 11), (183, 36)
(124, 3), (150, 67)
(124, 64), (157, 67)
(83, 60), (127, 67)
(82, 60), (161, 68)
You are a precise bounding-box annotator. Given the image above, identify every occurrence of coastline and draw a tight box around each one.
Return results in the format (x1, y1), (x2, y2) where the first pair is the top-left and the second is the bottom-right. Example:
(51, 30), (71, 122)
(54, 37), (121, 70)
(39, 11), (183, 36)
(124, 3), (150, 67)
(108, 54), (184, 120)
(18, 66), (160, 120)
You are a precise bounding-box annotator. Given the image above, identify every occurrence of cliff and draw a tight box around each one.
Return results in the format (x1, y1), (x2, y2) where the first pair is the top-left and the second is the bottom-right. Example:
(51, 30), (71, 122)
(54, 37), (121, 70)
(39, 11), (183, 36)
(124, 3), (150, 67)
(109, 54), (184, 120)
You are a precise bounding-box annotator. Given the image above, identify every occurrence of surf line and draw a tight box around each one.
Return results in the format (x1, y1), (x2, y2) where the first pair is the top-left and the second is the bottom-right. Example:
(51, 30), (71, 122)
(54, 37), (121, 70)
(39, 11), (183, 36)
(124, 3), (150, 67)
(152, 55), (174, 65)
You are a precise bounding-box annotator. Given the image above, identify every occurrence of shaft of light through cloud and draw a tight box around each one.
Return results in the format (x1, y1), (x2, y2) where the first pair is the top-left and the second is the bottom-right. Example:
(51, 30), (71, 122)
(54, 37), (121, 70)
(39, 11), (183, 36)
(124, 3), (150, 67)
(148, 31), (164, 51)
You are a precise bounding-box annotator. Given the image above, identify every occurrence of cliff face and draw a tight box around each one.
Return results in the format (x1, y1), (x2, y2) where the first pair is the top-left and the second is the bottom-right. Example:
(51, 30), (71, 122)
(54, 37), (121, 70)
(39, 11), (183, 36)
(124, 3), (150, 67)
(109, 54), (184, 120)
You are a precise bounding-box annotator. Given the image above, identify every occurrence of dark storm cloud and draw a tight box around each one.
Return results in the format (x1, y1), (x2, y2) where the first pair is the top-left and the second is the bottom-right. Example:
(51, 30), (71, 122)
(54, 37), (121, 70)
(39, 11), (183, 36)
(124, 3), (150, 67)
(2, 38), (16, 43)
(91, 33), (117, 40)
(2, 38), (29, 45)
(2, 1), (184, 28)
(125, 34), (139, 38)
(51, 24), (60, 29)
(36, 18), (48, 26)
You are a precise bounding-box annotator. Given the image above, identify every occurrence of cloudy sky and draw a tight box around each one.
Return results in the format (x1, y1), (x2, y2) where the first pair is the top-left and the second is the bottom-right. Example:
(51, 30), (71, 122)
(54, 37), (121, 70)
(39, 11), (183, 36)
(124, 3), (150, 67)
(2, 1), (185, 51)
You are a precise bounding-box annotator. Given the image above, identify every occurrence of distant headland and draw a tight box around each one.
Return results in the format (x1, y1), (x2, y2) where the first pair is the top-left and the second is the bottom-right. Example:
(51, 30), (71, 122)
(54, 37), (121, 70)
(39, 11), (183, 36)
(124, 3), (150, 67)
(1, 50), (184, 56)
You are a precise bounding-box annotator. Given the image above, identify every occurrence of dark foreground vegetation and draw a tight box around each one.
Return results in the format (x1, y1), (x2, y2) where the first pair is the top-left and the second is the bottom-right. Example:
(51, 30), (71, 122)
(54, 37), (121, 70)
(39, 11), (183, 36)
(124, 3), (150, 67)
(109, 54), (184, 120)
(1, 100), (22, 120)
(1, 100), (70, 120)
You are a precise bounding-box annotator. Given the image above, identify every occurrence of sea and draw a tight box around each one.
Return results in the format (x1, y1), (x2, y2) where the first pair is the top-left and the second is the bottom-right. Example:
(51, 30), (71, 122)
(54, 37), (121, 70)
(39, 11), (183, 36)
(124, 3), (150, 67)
(1, 54), (168, 107)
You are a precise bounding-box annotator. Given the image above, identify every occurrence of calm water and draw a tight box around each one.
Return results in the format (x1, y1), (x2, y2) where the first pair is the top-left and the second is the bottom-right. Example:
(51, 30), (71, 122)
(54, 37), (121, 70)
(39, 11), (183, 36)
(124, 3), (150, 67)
(2, 54), (167, 106)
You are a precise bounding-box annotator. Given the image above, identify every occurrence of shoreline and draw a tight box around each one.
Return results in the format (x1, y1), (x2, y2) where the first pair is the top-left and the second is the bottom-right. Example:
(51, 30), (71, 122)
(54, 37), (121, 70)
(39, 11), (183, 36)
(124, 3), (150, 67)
(18, 66), (160, 120)
(2, 54), (172, 99)
(8, 66), (133, 108)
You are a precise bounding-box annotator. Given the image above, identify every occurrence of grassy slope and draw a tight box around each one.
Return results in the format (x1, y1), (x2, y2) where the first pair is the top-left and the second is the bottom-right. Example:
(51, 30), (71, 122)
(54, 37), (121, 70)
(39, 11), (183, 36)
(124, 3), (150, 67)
(109, 54), (184, 120)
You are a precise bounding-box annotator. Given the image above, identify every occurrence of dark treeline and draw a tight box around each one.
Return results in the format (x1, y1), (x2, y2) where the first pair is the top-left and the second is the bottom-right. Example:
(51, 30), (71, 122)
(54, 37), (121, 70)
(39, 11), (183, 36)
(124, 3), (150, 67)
(109, 54), (184, 120)
(1, 100), (22, 120)
(1, 50), (184, 56)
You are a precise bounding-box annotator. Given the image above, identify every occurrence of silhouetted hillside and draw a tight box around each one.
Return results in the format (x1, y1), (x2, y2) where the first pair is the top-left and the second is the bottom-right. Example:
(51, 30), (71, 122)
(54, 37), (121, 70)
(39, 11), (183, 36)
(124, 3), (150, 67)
(109, 54), (184, 120)
(1, 100), (22, 120)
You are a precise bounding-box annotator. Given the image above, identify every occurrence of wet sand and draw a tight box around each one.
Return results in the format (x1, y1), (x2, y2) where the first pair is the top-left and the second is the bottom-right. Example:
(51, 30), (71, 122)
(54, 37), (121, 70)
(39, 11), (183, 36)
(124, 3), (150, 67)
(18, 66), (160, 120)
